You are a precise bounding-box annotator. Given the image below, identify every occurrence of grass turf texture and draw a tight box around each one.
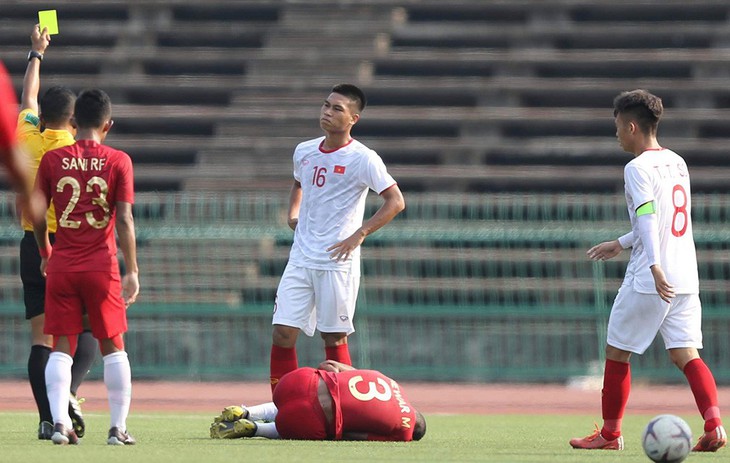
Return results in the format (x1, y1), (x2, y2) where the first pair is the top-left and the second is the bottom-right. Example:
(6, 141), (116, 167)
(3, 412), (725, 462)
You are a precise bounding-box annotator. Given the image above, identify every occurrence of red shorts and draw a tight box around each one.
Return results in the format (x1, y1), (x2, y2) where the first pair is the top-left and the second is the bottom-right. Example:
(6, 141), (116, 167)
(44, 271), (127, 339)
(273, 367), (330, 439)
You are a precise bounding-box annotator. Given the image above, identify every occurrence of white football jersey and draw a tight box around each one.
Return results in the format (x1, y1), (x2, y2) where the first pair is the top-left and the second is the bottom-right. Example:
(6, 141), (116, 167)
(288, 137), (396, 270)
(622, 148), (699, 294)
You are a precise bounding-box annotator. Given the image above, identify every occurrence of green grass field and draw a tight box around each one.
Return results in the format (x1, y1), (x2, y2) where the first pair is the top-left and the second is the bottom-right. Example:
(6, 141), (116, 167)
(3, 412), (725, 462)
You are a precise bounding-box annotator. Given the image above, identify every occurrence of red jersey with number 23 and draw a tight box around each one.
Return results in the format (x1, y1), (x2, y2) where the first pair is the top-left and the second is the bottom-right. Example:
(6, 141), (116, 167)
(36, 140), (134, 274)
(319, 368), (417, 441)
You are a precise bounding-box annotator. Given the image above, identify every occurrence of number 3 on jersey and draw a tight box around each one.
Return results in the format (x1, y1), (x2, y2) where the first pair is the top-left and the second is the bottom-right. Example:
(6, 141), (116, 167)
(57, 176), (111, 229)
(671, 184), (688, 237)
(348, 375), (393, 402)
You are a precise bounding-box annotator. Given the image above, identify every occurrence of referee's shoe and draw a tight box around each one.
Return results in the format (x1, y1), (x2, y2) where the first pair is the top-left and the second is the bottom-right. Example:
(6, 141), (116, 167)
(38, 421), (53, 440)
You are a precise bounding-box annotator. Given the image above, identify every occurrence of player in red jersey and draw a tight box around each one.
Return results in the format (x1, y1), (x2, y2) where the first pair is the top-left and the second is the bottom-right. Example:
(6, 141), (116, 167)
(18, 24), (97, 441)
(33, 89), (139, 446)
(210, 360), (426, 442)
(0, 59), (41, 223)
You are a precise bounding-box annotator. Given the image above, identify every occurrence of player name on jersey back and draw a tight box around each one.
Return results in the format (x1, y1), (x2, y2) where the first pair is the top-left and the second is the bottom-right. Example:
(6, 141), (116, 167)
(61, 156), (106, 171)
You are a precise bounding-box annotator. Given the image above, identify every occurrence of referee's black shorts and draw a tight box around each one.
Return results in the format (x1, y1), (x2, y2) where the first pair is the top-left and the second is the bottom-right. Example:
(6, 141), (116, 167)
(20, 231), (55, 320)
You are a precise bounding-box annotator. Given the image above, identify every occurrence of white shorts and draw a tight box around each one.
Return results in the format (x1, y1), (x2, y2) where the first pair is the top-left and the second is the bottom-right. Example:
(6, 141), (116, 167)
(272, 263), (360, 337)
(607, 284), (703, 354)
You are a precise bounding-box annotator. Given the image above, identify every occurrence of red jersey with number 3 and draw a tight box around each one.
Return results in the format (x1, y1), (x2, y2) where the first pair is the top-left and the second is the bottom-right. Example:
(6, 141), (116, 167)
(36, 140), (134, 273)
(319, 369), (417, 441)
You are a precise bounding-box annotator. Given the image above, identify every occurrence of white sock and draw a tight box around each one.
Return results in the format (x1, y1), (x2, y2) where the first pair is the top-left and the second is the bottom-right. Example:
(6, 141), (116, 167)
(246, 402), (278, 421)
(255, 422), (280, 439)
(104, 351), (132, 431)
(45, 351), (73, 428)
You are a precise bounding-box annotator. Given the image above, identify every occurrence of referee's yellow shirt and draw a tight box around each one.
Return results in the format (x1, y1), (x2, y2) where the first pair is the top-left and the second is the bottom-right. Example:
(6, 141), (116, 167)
(16, 108), (75, 232)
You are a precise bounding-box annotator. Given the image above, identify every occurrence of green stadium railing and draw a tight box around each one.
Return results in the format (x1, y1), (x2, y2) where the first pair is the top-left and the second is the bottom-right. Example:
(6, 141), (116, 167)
(0, 191), (728, 383)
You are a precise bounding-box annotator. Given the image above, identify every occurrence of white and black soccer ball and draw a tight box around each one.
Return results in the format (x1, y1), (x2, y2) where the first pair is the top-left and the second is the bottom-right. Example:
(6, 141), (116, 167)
(641, 414), (693, 463)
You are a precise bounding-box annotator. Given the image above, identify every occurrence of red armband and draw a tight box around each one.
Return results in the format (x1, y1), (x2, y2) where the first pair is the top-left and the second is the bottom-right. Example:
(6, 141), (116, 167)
(38, 245), (52, 258)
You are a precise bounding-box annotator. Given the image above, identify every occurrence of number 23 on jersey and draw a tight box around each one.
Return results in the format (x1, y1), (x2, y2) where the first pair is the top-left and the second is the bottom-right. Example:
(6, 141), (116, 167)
(56, 175), (111, 229)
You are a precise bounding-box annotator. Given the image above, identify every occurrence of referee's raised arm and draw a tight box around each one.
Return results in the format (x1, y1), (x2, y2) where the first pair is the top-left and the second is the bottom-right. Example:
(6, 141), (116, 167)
(22, 24), (50, 113)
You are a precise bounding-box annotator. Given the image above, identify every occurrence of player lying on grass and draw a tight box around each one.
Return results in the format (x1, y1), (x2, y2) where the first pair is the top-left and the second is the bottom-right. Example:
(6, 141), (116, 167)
(210, 360), (426, 441)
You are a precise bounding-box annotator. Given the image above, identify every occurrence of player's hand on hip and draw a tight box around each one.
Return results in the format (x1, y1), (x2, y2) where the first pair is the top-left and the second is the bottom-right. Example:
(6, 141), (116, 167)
(327, 230), (365, 262)
(586, 240), (622, 261)
(650, 265), (675, 303)
(327, 240), (351, 262)
(122, 271), (140, 307)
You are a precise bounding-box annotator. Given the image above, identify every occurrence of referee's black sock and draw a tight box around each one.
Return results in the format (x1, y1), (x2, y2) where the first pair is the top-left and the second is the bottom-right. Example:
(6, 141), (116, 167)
(71, 330), (97, 396)
(28, 344), (52, 423)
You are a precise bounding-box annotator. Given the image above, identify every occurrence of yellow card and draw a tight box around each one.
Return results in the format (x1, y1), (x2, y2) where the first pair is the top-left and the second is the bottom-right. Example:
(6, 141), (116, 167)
(38, 10), (59, 35)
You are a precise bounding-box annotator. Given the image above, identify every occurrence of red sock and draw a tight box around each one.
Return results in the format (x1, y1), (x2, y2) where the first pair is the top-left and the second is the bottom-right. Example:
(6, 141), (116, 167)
(601, 359), (631, 440)
(325, 344), (352, 365)
(684, 358), (723, 432)
(270, 345), (297, 395)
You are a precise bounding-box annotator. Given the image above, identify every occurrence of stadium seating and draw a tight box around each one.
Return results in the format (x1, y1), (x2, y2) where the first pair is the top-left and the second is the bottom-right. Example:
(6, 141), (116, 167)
(4, 0), (730, 193)
(2, 0), (730, 381)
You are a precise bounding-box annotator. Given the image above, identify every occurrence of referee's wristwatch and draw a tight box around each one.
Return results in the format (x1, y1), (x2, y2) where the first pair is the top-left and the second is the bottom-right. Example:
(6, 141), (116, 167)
(27, 50), (43, 62)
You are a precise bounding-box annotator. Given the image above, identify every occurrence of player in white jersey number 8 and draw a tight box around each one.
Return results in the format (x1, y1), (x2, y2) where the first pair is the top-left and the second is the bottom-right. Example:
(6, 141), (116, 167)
(570, 89), (726, 453)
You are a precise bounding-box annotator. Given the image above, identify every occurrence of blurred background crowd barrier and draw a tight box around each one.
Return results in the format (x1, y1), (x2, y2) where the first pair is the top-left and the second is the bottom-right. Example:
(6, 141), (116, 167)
(1, 0), (729, 383)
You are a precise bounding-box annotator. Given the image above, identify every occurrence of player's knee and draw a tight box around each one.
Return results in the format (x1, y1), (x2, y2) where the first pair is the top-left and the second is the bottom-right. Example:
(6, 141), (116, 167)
(99, 334), (125, 356)
(273, 325), (299, 347)
(669, 347), (699, 371)
(605, 345), (631, 362)
(320, 332), (347, 346)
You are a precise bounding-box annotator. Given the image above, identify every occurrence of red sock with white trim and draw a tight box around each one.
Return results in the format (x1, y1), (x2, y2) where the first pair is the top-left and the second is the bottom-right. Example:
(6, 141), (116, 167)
(684, 358), (723, 432)
(601, 359), (631, 440)
(270, 345), (297, 395)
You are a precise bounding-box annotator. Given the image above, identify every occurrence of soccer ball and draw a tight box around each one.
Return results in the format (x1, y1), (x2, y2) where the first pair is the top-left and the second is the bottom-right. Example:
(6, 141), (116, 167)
(641, 414), (693, 463)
